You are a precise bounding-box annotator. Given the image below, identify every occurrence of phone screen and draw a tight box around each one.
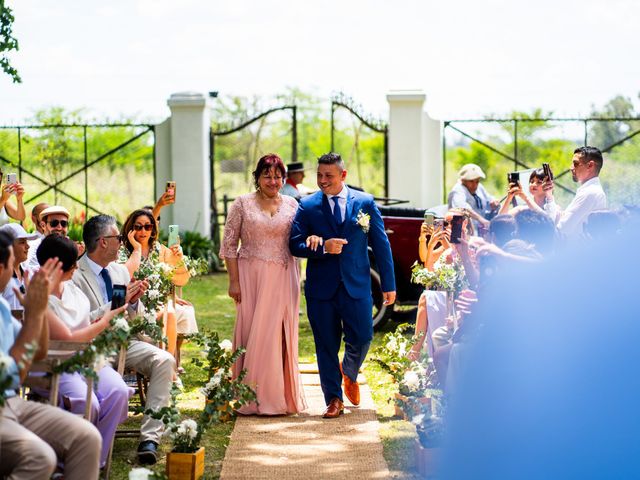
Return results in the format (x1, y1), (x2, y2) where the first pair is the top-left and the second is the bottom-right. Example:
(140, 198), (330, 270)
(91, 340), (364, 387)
(168, 225), (179, 247)
(111, 284), (127, 310)
(450, 215), (464, 244)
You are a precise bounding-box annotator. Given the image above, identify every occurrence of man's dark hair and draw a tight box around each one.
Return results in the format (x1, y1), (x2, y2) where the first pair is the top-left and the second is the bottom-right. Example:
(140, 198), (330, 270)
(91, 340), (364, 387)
(318, 152), (345, 170)
(37, 234), (78, 272)
(514, 209), (556, 255)
(584, 210), (621, 240)
(574, 146), (603, 174)
(489, 214), (516, 248)
(0, 230), (15, 267)
(83, 214), (117, 253)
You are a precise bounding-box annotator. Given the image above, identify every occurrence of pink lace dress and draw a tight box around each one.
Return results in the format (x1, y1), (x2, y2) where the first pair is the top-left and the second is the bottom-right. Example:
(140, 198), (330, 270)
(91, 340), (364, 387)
(220, 192), (307, 414)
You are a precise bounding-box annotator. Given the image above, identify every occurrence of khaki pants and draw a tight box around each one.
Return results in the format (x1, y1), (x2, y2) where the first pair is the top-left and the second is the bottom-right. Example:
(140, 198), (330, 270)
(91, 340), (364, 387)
(0, 396), (101, 480)
(125, 340), (176, 443)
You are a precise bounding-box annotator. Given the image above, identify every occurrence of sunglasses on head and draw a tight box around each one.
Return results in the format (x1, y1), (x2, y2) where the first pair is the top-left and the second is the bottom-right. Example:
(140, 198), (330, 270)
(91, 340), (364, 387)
(133, 224), (153, 231)
(48, 219), (68, 228)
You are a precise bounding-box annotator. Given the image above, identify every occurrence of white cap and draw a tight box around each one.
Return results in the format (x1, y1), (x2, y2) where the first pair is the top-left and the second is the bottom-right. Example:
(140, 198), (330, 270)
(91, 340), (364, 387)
(0, 223), (39, 241)
(458, 163), (486, 181)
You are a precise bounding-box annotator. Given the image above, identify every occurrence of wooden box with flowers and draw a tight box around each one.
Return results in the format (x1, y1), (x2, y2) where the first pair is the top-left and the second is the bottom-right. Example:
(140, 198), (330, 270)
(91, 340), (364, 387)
(142, 331), (256, 480)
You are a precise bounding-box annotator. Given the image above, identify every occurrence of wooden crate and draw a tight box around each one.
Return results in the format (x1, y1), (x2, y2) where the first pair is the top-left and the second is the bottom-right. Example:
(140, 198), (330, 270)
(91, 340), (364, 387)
(166, 447), (205, 480)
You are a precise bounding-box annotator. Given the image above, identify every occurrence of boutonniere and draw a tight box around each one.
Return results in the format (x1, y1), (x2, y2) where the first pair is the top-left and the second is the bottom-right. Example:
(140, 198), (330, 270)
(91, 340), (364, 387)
(356, 209), (370, 233)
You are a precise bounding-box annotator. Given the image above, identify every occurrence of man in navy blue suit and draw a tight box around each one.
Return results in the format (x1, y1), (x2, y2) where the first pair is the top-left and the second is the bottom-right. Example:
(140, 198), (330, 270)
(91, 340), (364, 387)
(289, 153), (396, 418)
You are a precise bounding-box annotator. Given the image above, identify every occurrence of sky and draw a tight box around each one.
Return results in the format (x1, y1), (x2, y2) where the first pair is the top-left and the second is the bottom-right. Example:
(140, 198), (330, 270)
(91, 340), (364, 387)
(1, 0), (639, 125)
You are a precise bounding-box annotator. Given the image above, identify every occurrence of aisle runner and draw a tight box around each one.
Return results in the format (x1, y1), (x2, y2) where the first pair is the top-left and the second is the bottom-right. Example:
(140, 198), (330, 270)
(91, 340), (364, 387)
(220, 364), (390, 479)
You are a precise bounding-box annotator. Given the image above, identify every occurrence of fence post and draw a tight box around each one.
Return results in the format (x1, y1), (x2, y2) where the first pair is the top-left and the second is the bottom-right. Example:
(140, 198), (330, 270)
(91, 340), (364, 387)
(159, 92), (211, 237)
(386, 91), (442, 208)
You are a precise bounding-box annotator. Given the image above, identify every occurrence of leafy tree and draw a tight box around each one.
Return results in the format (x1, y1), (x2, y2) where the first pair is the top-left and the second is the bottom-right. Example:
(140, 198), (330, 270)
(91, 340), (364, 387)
(0, 0), (21, 83)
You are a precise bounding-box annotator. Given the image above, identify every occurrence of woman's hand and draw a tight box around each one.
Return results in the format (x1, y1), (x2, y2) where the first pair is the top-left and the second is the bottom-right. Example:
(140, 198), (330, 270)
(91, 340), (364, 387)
(0, 184), (11, 203)
(100, 304), (129, 324)
(127, 229), (142, 251)
(13, 182), (25, 199)
(169, 243), (183, 259)
(305, 235), (323, 252)
(228, 280), (241, 304)
(175, 297), (192, 306)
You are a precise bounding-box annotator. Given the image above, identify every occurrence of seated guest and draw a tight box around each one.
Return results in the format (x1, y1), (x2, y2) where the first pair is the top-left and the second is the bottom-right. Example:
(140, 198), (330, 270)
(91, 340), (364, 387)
(583, 210), (621, 241)
(120, 209), (197, 371)
(72, 214), (175, 465)
(0, 223), (37, 313)
(512, 209), (557, 256)
(24, 205), (70, 271)
(0, 231), (102, 480)
(37, 234), (132, 469)
(29, 202), (50, 240)
(0, 177), (26, 226)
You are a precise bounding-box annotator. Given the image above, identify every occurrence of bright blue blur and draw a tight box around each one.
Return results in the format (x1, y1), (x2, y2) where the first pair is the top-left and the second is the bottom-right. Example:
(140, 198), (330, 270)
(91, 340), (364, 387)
(442, 226), (640, 479)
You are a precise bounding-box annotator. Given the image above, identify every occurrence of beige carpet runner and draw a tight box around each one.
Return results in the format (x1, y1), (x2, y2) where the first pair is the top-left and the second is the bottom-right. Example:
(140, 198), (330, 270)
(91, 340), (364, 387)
(220, 364), (390, 479)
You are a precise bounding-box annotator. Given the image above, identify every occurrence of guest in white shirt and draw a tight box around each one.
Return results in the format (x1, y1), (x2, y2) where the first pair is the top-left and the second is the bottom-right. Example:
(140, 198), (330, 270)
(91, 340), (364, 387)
(0, 223), (38, 312)
(543, 146), (607, 240)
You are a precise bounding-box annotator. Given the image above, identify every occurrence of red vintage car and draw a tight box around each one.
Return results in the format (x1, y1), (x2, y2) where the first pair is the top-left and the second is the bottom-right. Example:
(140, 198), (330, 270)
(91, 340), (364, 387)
(370, 205), (426, 329)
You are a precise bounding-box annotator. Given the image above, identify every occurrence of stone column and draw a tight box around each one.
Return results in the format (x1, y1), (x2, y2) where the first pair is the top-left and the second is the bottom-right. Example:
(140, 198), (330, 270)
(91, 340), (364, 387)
(161, 92), (210, 236)
(386, 90), (442, 209)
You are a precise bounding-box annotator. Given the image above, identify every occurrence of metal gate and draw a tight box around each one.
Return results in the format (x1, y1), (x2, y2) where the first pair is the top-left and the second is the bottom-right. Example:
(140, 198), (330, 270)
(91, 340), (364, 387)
(210, 106), (297, 247)
(0, 123), (155, 223)
(443, 116), (640, 207)
(330, 93), (388, 198)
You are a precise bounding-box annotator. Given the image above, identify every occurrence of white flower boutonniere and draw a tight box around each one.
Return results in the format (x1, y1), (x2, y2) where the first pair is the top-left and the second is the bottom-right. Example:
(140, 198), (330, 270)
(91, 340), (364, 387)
(356, 209), (370, 233)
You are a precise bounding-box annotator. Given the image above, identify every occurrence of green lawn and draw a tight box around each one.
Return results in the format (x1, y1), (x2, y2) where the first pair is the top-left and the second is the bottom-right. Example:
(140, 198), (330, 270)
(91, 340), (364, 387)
(110, 273), (420, 479)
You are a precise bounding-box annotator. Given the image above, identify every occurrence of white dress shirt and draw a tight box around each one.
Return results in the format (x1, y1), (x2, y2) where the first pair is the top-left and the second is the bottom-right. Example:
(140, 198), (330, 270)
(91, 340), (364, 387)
(325, 184), (348, 222)
(545, 176), (607, 240)
(86, 255), (110, 304)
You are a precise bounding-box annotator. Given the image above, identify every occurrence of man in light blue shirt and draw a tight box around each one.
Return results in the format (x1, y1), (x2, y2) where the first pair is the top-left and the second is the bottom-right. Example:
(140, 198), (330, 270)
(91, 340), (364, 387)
(0, 230), (102, 480)
(448, 163), (500, 230)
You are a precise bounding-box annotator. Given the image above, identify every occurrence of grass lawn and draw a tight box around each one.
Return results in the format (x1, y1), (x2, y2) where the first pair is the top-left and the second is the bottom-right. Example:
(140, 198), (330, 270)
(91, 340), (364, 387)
(110, 273), (420, 479)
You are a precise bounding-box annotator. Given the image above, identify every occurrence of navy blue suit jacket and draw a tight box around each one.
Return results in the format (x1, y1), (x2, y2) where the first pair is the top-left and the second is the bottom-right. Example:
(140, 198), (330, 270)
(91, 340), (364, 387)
(289, 187), (395, 300)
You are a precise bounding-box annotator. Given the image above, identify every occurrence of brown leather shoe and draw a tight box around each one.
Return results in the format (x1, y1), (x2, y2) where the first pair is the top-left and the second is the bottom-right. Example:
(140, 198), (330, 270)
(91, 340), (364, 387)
(343, 373), (360, 406)
(322, 398), (344, 418)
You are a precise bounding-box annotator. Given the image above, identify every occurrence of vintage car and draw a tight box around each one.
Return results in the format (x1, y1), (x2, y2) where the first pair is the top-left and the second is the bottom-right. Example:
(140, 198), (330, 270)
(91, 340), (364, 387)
(370, 205), (427, 329)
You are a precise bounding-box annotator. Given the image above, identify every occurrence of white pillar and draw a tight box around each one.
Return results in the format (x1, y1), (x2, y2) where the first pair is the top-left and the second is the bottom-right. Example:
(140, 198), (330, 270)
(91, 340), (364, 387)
(386, 90), (442, 209)
(165, 92), (211, 236)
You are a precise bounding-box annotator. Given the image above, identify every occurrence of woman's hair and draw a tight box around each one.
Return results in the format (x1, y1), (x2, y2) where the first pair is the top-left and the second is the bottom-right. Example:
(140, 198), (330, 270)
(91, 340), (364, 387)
(121, 209), (158, 254)
(37, 234), (78, 272)
(489, 214), (516, 248)
(529, 167), (546, 183)
(252, 154), (285, 190)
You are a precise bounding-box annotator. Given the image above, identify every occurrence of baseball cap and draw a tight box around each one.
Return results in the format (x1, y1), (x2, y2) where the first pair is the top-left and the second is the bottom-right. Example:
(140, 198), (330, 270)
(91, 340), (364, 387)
(0, 223), (39, 241)
(39, 206), (70, 221)
(458, 164), (486, 181)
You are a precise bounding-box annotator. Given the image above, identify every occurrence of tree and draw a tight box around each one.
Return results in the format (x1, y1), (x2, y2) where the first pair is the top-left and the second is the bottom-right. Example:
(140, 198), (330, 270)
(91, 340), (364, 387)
(0, 0), (21, 83)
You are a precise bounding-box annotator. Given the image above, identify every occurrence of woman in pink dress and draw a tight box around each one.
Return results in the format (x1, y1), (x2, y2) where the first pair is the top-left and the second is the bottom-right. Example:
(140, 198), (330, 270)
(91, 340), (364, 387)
(220, 153), (307, 415)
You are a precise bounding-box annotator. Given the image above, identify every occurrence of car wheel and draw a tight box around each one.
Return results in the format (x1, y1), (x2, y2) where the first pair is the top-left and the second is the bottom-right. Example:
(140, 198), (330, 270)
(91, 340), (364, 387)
(371, 268), (389, 330)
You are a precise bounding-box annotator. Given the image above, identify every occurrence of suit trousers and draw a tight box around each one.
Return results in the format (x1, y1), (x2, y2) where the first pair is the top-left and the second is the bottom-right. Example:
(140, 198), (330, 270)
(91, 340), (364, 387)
(124, 340), (176, 443)
(0, 396), (102, 480)
(307, 283), (373, 405)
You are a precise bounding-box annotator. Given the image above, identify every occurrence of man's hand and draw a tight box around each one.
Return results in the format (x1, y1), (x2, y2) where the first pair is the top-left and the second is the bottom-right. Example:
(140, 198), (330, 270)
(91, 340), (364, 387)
(489, 199), (501, 209)
(324, 238), (348, 254)
(126, 280), (149, 304)
(383, 291), (396, 306)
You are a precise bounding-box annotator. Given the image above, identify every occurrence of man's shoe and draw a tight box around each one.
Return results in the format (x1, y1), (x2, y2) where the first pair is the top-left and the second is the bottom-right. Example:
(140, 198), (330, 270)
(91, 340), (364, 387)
(322, 398), (344, 419)
(340, 362), (360, 406)
(137, 440), (158, 465)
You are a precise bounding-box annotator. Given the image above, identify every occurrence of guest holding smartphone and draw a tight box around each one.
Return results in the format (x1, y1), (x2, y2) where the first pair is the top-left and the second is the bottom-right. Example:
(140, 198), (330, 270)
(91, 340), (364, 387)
(0, 171), (26, 226)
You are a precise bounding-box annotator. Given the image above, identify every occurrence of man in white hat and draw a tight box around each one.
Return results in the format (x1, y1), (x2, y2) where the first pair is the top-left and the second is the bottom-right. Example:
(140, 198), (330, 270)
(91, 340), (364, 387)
(0, 223), (38, 312)
(448, 163), (499, 228)
(24, 205), (71, 271)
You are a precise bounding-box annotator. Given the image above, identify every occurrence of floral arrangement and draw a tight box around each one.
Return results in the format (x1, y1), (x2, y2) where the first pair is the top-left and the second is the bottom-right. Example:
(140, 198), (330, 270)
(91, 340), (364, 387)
(128, 467), (167, 480)
(143, 330), (256, 454)
(52, 315), (132, 380)
(356, 209), (371, 233)
(411, 257), (468, 295)
(0, 353), (14, 407)
(370, 323), (423, 384)
(412, 397), (446, 448)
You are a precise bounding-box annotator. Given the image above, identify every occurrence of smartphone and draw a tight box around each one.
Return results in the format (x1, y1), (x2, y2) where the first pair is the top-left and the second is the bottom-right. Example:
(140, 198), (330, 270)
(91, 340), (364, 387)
(111, 284), (127, 310)
(168, 224), (180, 247)
(507, 172), (520, 187)
(165, 181), (176, 200)
(450, 215), (464, 244)
(542, 163), (553, 181)
(6, 173), (17, 184)
(424, 212), (435, 225)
